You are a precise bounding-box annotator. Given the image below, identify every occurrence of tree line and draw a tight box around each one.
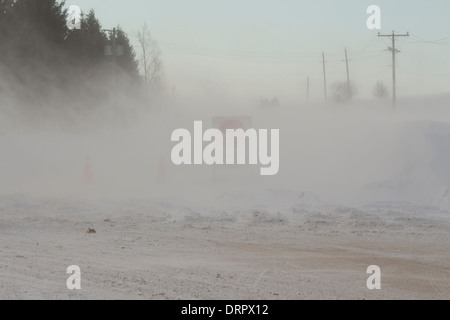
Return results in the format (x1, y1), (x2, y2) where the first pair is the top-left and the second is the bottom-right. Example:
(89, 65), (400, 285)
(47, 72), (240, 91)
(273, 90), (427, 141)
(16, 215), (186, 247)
(0, 0), (158, 117)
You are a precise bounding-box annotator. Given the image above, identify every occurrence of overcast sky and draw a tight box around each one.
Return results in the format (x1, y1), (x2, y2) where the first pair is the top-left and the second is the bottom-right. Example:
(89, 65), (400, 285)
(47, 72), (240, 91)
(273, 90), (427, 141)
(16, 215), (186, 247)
(67, 0), (450, 103)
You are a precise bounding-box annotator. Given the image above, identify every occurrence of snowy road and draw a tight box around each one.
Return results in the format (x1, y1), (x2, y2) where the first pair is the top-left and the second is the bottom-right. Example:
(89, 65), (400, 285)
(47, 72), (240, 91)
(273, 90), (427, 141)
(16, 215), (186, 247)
(1, 196), (448, 299)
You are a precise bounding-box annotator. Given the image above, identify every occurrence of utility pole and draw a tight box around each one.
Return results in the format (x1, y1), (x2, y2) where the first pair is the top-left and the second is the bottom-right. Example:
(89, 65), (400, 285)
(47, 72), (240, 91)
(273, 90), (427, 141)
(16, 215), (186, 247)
(378, 30), (409, 108)
(306, 75), (310, 104)
(345, 48), (350, 98)
(103, 27), (124, 88)
(112, 27), (116, 77)
(322, 51), (327, 101)
(103, 28), (117, 85)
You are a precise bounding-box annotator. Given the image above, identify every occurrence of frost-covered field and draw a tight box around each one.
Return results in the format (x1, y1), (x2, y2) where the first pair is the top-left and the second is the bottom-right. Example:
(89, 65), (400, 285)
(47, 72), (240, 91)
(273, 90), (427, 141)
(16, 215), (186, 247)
(1, 101), (450, 299)
(0, 193), (449, 299)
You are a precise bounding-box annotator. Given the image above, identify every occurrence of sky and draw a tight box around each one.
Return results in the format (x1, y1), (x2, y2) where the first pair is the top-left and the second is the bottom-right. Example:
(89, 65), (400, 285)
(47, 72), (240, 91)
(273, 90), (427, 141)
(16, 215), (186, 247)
(66, 0), (450, 103)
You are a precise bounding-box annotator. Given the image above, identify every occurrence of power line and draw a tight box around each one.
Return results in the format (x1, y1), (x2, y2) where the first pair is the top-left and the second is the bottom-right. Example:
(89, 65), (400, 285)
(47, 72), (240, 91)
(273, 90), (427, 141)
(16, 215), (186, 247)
(154, 39), (387, 63)
(397, 67), (450, 77)
(410, 33), (450, 44)
(156, 40), (320, 59)
(378, 31), (409, 108)
(143, 32), (450, 100)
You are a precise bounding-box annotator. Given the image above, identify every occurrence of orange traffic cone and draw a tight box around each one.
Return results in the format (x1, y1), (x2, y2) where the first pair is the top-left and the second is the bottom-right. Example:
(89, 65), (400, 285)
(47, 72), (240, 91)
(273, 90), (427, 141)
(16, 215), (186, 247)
(83, 156), (93, 185)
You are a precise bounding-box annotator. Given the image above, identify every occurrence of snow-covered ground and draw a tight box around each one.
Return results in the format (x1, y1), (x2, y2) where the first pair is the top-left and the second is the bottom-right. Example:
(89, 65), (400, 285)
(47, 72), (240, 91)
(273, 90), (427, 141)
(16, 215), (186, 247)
(1, 100), (449, 299)
(0, 193), (449, 299)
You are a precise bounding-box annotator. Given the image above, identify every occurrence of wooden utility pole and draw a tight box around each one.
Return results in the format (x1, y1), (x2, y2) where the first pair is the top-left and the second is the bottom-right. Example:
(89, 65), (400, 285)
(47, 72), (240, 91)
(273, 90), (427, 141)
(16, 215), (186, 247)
(103, 28), (118, 87)
(378, 31), (409, 108)
(345, 48), (350, 98)
(306, 76), (310, 103)
(322, 52), (327, 101)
